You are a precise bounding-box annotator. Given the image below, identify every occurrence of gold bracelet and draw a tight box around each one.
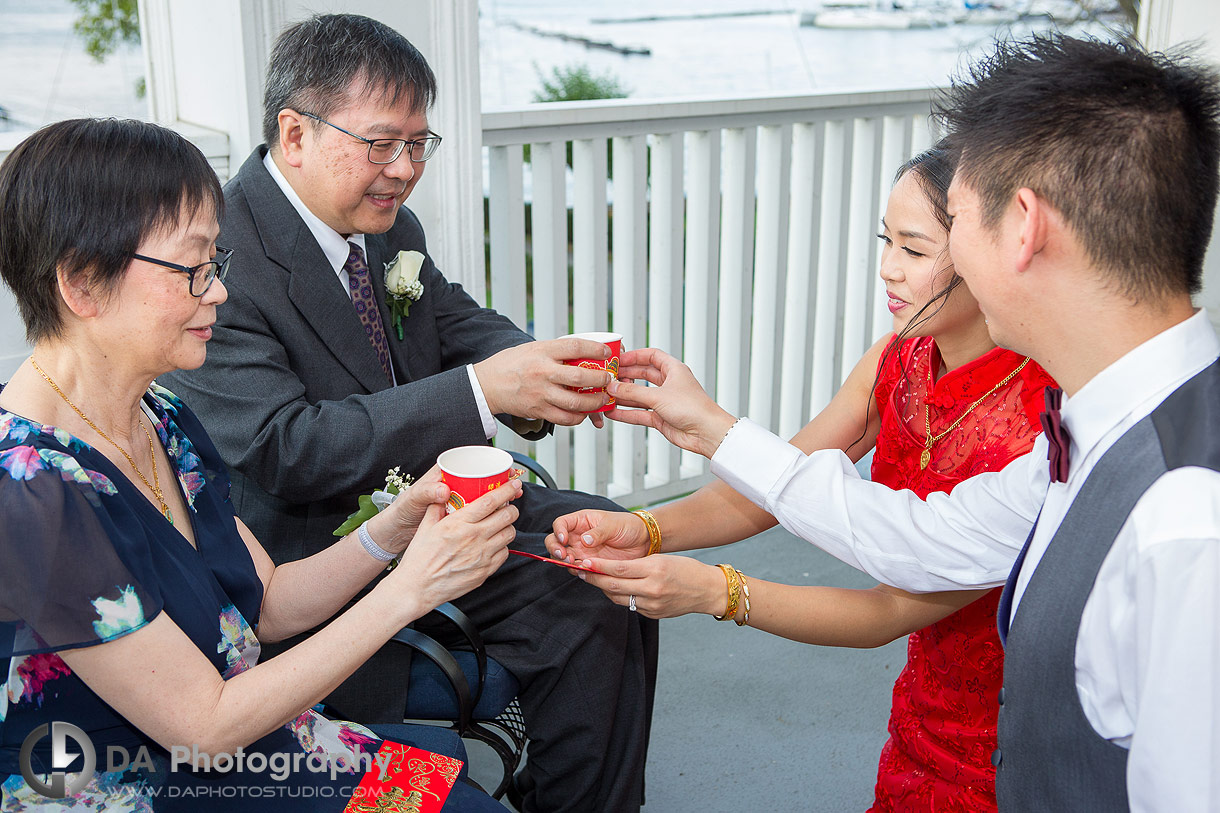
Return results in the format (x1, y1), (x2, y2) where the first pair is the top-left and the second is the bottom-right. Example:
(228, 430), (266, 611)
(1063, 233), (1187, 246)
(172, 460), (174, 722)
(734, 569), (751, 626)
(633, 510), (663, 556)
(713, 564), (741, 621)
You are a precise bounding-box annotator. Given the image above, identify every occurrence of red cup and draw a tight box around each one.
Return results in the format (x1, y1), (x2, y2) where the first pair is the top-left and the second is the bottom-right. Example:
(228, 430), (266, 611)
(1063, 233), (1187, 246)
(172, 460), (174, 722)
(560, 331), (622, 413)
(437, 446), (521, 514)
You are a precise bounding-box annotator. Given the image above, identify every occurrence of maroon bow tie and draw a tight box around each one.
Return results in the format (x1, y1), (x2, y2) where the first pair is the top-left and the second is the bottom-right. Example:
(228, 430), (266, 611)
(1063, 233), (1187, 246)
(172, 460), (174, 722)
(1039, 387), (1071, 483)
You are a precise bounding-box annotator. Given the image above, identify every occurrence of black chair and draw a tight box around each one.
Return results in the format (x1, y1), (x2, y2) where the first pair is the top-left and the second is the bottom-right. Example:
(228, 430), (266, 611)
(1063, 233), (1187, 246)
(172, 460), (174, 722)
(392, 603), (526, 800)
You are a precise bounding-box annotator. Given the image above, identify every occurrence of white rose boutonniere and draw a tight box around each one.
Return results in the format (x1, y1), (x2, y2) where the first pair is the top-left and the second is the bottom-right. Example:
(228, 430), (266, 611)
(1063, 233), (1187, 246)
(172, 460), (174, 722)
(384, 250), (426, 339)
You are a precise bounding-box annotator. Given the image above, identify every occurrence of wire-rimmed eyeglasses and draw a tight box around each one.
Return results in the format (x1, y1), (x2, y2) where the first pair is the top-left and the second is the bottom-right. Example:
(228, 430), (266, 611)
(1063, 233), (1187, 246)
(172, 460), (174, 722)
(300, 111), (443, 164)
(131, 246), (233, 297)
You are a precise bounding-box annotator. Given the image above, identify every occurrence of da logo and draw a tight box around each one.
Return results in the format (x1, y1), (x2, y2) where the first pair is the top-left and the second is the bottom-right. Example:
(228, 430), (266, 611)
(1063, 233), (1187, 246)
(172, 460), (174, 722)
(606, 357), (619, 378)
(20, 721), (96, 798)
(446, 492), (466, 513)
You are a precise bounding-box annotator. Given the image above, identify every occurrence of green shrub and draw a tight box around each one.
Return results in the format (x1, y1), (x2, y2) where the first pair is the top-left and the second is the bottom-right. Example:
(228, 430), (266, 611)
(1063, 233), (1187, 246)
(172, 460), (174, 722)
(532, 64), (630, 103)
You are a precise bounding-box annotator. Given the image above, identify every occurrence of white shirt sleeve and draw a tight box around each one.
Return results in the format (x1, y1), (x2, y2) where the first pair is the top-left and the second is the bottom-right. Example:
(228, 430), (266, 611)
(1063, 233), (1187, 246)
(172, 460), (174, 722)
(1120, 470), (1220, 812)
(465, 364), (498, 440)
(710, 418), (1042, 592)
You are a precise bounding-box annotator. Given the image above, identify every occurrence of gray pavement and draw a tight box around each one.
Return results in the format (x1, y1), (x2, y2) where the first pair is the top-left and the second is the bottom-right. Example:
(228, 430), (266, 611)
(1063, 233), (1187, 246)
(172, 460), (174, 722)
(637, 525), (907, 813)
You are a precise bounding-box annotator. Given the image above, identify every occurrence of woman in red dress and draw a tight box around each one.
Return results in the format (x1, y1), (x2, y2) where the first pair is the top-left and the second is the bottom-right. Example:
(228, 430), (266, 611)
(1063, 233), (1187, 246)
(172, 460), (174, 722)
(547, 146), (1055, 811)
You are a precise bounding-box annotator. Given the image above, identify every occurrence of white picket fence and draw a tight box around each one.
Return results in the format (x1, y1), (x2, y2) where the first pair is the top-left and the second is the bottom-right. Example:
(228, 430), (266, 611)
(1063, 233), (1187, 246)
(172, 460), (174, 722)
(482, 87), (938, 507)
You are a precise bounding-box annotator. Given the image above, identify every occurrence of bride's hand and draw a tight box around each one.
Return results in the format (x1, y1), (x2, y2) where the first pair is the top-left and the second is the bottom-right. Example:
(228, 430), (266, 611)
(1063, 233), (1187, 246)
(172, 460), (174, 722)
(606, 348), (739, 459)
(547, 509), (650, 563)
(577, 555), (730, 620)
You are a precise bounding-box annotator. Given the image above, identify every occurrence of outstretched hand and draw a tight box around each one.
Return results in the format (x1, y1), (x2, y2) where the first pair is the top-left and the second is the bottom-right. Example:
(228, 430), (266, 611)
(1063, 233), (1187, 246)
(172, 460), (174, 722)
(546, 509), (650, 563)
(605, 348), (739, 458)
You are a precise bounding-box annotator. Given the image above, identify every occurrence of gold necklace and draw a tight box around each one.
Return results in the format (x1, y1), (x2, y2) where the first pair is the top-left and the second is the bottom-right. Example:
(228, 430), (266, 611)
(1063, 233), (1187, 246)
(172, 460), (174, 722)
(920, 356), (1030, 470)
(30, 359), (175, 524)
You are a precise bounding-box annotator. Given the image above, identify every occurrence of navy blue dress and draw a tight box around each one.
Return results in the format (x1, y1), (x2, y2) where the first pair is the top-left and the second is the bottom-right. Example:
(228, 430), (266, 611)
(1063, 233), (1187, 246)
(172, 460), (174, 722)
(0, 384), (496, 811)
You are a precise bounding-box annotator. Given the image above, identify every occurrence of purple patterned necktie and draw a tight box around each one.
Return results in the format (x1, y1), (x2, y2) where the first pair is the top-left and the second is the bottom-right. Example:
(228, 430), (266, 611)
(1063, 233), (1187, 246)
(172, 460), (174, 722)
(1039, 387), (1071, 483)
(344, 242), (393, 385)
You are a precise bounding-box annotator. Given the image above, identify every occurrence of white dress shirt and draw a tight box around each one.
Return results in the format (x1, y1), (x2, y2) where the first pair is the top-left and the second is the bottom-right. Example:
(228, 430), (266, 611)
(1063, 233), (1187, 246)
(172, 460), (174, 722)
(712, 309), (1220, 812)
(261, 152), (499, 438)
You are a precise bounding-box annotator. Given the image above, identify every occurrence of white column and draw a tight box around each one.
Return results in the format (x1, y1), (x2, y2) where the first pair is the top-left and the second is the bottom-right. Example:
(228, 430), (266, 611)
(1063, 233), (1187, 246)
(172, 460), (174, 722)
(138, 0), (485, 296)
(1139, 0), (1220, 331)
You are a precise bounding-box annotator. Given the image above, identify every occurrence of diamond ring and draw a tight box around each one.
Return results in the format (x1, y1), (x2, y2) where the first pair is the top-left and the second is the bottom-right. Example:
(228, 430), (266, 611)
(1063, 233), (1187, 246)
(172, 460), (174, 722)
(628, 595), (637, 612)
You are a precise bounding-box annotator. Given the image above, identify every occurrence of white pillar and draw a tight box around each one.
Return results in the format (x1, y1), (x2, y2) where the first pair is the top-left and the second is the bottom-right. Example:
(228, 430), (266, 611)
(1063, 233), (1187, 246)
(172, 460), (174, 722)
(1139, 0), (1220, 331)
(138, 0), (485, 296)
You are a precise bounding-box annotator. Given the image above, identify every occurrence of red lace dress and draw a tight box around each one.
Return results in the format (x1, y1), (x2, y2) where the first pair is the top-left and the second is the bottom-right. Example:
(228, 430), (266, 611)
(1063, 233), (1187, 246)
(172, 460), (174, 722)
(866, 335), (1055, 812)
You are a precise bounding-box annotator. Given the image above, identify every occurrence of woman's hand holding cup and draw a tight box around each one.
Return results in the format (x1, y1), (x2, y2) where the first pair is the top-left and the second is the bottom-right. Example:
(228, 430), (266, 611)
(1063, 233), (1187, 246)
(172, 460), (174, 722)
(364, 465), (449, 555)
(383, 477), (522, 619)
(606, 348), (740, 459)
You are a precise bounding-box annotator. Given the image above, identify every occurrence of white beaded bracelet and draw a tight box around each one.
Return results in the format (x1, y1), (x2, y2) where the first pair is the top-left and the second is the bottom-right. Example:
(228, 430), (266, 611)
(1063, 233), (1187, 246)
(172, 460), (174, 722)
(357, 520), (396, 562)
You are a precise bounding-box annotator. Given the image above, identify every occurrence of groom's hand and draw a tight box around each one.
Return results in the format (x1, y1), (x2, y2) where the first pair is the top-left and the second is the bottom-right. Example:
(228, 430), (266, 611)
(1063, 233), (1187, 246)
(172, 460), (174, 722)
(474, 339), (614, 427)
(606, 348), (739, 458)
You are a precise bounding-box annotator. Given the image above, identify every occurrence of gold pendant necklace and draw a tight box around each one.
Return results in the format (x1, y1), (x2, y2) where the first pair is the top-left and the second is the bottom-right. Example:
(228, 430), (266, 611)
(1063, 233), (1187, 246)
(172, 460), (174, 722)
(30, 359), (175, 524)
(920, 357), (1030, 471)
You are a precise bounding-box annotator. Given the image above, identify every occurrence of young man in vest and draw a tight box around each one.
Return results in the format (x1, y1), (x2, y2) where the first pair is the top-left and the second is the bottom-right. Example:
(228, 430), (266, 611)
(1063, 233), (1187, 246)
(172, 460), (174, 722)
(575, 36), (1220, 809)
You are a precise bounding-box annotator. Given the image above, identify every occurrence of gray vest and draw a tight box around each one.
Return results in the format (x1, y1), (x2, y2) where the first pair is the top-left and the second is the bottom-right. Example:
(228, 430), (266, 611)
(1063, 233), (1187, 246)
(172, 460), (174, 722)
(994, 358), (1220, 811)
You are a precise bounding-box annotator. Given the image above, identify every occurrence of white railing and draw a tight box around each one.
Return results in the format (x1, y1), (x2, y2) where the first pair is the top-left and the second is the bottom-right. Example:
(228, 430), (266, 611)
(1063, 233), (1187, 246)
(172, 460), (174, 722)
(482, 88), (938, 507)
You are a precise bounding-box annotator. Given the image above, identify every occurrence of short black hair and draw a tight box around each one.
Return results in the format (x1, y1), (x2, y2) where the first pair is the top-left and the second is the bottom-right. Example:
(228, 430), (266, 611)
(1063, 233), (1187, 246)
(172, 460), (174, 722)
(262, 13), (437, 148)
(0, 118), (222, 342)
(937, 34), (1220, 300)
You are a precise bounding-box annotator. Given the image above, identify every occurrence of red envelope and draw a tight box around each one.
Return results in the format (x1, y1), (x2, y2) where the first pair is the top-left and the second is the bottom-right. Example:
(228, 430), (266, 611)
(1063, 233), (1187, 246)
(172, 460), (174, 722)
(509, 548), (608, 575)
(343, 742), (462, 813)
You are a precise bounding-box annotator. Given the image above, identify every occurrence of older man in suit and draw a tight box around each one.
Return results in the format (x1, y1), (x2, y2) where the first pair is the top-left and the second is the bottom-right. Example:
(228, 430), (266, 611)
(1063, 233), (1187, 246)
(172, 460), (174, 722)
(162, 13), (655, 813)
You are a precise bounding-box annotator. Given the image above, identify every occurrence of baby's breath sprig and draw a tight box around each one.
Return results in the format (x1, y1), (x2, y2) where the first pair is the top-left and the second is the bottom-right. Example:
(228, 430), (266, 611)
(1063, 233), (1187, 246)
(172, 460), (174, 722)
(385, 466), (414, 494)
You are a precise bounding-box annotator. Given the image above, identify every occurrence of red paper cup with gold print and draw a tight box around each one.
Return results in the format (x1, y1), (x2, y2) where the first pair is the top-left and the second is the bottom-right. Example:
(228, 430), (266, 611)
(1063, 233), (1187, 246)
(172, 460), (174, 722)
(437, 446), (520, 514)
(560, 331), (622, 413)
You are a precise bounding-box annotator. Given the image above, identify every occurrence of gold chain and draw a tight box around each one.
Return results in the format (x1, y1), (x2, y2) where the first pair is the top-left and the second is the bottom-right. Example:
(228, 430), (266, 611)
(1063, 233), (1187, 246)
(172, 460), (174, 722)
(30, 359), (174, 524)
(920, 357), (1030, 471)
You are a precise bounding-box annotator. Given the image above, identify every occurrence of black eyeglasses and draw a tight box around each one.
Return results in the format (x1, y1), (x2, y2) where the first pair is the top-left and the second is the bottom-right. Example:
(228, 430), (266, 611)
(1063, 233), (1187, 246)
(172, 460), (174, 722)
(132, 246), (233, 297)
(300, 112), (442, 164)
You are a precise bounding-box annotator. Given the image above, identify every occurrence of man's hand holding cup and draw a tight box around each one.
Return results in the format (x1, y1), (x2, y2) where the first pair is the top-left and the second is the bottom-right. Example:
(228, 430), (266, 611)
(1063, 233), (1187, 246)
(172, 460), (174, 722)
(473, 337), (616, 427)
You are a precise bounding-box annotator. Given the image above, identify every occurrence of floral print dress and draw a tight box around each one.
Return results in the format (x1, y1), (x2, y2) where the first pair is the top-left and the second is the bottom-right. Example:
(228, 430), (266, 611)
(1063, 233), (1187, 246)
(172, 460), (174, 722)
(0, 385), (478, 812)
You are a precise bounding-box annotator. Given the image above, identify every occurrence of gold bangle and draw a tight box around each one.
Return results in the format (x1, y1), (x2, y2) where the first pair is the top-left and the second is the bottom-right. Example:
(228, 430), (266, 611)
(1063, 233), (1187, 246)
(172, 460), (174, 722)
(734, 569), (751, 626)
(713, 564), (741, 621)
(633, 510), (663, 556)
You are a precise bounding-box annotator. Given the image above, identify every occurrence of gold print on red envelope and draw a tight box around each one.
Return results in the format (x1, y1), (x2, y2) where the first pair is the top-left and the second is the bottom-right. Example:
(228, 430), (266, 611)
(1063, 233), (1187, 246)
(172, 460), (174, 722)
(347, 787), (418, 813)
(429, 753), (463, 787)
(343, 742), (461, 813)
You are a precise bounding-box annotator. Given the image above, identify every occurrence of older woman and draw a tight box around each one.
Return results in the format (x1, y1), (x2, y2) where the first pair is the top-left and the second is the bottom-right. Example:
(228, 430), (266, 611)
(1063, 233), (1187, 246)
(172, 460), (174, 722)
(0, 119), (514, 810)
